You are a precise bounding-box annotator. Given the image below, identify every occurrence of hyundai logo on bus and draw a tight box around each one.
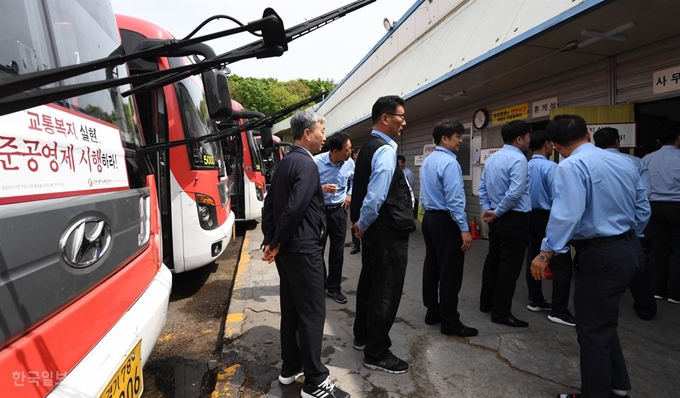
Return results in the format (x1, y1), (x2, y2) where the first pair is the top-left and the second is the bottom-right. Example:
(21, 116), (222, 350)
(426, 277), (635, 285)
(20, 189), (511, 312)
(60, 217), (112, 268)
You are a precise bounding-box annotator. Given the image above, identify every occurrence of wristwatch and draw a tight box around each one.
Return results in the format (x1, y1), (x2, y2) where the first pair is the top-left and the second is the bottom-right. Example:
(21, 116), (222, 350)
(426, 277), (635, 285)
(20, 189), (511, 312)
(538, 253), (549, 262)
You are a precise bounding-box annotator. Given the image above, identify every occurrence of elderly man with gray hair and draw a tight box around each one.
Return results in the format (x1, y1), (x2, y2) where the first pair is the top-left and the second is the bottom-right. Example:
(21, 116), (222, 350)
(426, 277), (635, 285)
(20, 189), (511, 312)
(262, 109), (350, 398)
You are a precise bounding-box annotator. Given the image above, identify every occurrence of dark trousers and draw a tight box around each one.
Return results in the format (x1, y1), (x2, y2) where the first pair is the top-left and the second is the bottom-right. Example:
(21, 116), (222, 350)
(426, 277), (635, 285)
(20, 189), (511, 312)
(629, 237), (657, 319)
(648, 201), (680, 299)
(351, 230), (361, 248)
(525, 209), (573, 314)
(572, 233), (643, 397)
(422, 211), (464, 328)
(322, 207), (347, 292)
(480, 211), (528, 317)
(353, 229), (409, 360)
(276, 251), (328, 385)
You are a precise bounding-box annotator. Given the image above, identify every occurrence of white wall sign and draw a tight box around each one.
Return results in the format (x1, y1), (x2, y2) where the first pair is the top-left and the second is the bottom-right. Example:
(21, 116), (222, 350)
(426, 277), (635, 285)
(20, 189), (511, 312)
(531, 97), (558, 118)
(414, 155), (424, 166)
(423, 144), (436, 158)
(479, 148), (502, 164)
(0, 104), (129, 204)
(587, 123), (637, 148)
(653, 66), (680, 95)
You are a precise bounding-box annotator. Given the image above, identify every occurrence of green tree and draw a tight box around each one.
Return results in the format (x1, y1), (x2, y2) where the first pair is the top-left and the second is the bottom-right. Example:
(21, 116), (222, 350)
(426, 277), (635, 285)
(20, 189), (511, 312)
(228, 75), (336, 118)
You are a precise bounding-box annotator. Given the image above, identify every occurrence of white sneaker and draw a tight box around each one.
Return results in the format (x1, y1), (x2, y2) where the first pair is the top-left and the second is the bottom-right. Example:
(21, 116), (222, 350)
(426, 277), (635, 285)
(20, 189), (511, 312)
(654, 295), (664, 300)
(668, 298), (680, 304)
(278, 370), (303, 385)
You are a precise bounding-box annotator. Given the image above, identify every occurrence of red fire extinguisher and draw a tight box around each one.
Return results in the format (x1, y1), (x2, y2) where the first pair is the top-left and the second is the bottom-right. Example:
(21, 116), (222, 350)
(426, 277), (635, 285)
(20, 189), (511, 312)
(470, 217), (482, 240)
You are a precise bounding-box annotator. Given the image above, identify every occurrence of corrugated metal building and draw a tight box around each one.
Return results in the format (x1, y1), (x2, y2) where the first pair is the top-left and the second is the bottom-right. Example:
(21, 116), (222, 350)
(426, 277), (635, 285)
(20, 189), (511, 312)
(274, 0), (680, 235)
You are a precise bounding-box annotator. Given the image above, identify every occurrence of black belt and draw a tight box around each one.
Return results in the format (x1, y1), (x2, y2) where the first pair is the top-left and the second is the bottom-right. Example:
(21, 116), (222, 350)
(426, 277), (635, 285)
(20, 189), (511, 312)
(325, 205), (342, 211)
(570, 230), (634, 247)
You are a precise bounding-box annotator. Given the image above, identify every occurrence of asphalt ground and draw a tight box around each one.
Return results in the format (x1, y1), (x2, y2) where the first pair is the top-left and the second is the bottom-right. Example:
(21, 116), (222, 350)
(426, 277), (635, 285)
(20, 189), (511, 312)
(213, 220), (680, 398)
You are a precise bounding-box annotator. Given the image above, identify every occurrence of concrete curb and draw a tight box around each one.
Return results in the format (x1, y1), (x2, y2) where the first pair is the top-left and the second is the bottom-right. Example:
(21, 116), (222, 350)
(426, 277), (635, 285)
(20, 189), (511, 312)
(211, 229), (255, 398)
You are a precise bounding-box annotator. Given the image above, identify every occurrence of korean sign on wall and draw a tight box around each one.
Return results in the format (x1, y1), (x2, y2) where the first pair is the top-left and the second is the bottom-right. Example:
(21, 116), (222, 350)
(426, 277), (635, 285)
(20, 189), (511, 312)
(0, 104), (129, 204)
(587, 123), (637, 148)
(479, 148), (502, 164)
(531, 97), (558, 118)
(653, 66), (680, 95)
(492, 103), (528, 125)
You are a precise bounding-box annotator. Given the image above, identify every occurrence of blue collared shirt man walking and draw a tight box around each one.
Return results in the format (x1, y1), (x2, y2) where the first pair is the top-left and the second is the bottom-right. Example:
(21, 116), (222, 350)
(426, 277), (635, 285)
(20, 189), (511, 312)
(642, 121), (680, 303)
(524, 130), (576, 327)
(478, 120), (531, 328)
(314, 132), (354, 304)
(531, 115), (650, 398)
(419, 120), (478, 338)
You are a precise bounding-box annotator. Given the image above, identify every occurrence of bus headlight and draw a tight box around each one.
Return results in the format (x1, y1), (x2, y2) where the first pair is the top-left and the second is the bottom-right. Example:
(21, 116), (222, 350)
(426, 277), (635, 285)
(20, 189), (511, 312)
(195, 194), (218, 230)
(255, 182), (264, 202)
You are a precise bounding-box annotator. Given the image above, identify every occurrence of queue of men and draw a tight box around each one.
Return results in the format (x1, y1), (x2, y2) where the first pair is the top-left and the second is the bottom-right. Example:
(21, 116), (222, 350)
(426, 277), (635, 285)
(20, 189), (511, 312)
(262, 95), (678, 398)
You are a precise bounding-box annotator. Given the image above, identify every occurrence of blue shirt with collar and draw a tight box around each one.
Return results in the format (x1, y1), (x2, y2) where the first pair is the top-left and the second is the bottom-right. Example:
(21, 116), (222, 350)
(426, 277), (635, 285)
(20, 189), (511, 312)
(478, 144), (531, 217)
(642, 145), (680, 202)
(358, 130), (398, 232)
(528, 154), (556, 211)
(402, 166), (415, 190)
(541, 143), (651, 253)
(603, 148), (651, 197)
(314, 151), (355, 206)
(419, 146), (469, 232)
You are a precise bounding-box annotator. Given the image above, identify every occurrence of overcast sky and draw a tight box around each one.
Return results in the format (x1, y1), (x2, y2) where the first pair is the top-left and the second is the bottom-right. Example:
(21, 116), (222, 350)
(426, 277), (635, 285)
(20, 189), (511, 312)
(110, 0), (416, 82)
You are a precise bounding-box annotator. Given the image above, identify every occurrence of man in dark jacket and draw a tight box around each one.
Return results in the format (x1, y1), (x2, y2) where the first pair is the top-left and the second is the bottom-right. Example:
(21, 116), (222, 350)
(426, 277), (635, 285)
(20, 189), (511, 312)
(262, 109), (349, 398)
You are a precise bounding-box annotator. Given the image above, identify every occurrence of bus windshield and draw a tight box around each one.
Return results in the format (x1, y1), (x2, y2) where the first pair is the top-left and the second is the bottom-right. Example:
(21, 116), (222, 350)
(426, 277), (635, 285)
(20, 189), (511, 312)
(0, 0), (142, 183)
(168, 56), (221, 170)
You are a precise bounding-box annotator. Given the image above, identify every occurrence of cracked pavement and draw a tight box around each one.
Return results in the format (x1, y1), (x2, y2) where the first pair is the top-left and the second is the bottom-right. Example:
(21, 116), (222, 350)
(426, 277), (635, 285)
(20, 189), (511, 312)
(213, 222), (680, 398)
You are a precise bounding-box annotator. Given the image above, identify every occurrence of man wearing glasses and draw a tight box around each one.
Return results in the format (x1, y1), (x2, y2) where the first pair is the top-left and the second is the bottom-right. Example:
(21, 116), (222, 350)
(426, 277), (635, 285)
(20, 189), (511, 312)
(350, 95), (415, 374)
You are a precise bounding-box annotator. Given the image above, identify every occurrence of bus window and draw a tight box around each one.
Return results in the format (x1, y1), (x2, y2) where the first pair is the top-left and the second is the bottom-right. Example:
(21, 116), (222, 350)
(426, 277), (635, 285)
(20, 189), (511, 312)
(0, 0), (55, 76)
(46, 0), (142, 153)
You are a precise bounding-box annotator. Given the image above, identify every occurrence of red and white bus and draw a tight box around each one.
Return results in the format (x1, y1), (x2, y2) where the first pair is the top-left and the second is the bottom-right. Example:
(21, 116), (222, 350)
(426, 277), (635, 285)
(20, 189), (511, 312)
(117, 15), (236, 273)
(0, 1), (170, 396)
(221, 100), (268, 221)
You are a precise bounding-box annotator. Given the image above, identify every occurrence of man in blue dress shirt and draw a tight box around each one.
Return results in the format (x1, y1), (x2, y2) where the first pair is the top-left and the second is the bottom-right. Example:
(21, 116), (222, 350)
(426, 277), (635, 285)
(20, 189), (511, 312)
(478, 120), (532, 327)
(419, 119), (477, 337)
(531, 115), (650, 398)
(642, 121), (680, 304)
(314, 132), (354, 304)
(350, 95), (415, 374)
(594, 127), (657, 320)
(524, 130), (575, 327)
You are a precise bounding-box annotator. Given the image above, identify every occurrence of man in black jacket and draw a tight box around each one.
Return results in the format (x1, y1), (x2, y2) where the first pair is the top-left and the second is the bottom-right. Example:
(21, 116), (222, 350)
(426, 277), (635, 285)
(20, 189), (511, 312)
(262, 109), (349, 398)
(351, 95), (415, 374)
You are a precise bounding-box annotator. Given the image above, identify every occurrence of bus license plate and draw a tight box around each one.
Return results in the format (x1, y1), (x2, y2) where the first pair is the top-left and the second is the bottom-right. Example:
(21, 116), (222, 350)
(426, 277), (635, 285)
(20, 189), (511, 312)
(99, 340), (143, 398)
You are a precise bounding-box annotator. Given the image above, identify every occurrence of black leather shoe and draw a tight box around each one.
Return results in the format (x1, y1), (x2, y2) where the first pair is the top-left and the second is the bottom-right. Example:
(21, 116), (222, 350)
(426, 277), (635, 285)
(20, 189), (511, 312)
(441, 323), (478, 337)
(350, 245), (360, 255)
(424, 312), (442, 325)
(491, 313), (529, 327)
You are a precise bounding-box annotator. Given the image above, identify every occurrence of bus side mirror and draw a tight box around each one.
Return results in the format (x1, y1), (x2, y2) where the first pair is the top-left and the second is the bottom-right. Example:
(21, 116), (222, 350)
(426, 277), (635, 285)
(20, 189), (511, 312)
(260, 126), (273, 148)
(202, 69), (232, 119)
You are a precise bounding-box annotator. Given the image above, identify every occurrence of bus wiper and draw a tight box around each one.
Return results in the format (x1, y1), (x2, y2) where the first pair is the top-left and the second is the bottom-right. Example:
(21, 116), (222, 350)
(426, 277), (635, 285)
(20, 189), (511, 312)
(0, 11), (285, 100)
(137, 91), (324, 155)
(124, 0), (375, 96)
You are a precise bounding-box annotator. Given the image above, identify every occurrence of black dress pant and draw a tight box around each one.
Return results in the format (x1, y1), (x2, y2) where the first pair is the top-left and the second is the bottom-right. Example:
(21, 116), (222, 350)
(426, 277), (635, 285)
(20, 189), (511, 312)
(353, 229), (409, 361)
(422, 211), (464, 328)
(276, 251), (328, 386)
(322, 207), (347, 292)
(525, 209), (573, 314)
(648, 201), (680, 300)
(629, 237), (657, 319)
(572, 233), (643, 398)
(480, 210), (528, 317)
(351, 224), (361, 248)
